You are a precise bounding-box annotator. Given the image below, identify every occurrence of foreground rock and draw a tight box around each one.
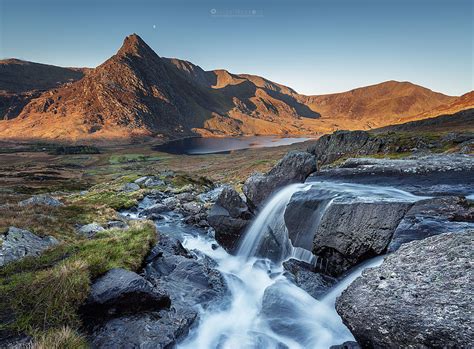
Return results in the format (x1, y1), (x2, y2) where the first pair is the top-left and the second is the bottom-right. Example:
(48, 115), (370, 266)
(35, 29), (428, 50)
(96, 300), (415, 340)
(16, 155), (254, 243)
(77, 223), (105, 238)
(243, 151), (317, 210)
(208, 186), (253, 253)
(0, 227), (58, 266)
(90, 235), (227, 348)
(336, 231), (474, 348)
(388, 196), (474, 252)
(81, 268), (170, 322)
(313, 202), (412, 276)
(18, 194), (63, 207)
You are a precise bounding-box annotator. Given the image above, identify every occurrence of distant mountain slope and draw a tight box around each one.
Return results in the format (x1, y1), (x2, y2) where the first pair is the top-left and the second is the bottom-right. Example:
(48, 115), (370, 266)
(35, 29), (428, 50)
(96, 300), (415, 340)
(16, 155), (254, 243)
(0, 34), (471, 143)
(0, 59), (87, 120)
(376, 108), (474, 133)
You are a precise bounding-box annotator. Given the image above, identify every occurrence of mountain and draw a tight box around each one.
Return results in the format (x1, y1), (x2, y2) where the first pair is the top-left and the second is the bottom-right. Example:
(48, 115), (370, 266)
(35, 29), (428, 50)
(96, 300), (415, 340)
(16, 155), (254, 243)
(0, 34), (471, 143)
(0, 59), (87, 120)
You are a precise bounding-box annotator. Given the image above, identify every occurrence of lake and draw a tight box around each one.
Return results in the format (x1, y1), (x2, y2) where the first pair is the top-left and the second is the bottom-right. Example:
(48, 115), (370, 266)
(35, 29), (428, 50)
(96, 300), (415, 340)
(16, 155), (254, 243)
(153, 136), (315, 155)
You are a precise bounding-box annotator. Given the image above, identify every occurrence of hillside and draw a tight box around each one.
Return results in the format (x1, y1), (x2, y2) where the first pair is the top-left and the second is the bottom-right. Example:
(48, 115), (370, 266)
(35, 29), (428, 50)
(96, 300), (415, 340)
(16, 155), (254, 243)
(0, 34), (471, 143)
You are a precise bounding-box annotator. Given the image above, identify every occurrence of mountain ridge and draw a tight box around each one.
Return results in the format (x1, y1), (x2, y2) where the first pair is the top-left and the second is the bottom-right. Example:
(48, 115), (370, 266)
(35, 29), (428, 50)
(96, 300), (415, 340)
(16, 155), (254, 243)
(0, 34), (472, 144)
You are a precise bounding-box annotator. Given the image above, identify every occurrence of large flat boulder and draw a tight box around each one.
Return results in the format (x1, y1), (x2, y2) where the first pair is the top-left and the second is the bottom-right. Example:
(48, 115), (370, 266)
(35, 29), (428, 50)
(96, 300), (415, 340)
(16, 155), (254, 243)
(81, 268), (170, 322)
(336, 231), (474, 348)
(312, 202), (412, 276)
(208, 186), (253, 252)
(242, 151), (317, 210)
(0, 227), (58, 266)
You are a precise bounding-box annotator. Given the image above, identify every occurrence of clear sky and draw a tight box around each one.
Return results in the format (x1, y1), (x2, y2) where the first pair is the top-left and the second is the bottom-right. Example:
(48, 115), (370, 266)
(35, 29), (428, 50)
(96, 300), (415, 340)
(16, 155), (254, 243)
(0, 0), (472, 96)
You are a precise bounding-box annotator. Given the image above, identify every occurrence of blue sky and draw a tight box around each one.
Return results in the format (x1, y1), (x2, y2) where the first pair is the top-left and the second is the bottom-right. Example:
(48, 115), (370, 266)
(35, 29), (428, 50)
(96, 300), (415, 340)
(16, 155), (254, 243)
(0, 0), (472, 95)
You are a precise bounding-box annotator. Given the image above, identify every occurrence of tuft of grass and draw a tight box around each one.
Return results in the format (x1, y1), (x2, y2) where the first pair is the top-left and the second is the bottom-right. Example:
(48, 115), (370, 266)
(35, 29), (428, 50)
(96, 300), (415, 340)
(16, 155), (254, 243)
(27, 326), (88, 349)
(0, 221), (157, 335)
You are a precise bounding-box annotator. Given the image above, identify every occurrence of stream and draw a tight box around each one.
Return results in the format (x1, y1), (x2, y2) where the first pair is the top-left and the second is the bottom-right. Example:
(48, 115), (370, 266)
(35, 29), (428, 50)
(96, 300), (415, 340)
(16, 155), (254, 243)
(123, 181), (427, 349)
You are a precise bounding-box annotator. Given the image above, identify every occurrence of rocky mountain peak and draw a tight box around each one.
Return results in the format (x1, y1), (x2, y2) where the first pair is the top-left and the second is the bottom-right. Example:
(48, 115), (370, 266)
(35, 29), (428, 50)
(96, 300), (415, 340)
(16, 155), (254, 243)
(117, 33), (159, 59)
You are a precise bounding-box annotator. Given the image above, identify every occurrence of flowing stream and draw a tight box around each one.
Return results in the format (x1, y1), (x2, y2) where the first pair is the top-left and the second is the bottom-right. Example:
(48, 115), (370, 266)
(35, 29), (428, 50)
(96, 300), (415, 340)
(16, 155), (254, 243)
(126, 181), (426, 348)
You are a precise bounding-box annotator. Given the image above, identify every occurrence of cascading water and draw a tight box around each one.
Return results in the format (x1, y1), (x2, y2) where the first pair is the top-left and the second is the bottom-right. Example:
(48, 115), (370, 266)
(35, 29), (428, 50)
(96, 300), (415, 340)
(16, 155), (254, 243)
(176, 181), (425, 349)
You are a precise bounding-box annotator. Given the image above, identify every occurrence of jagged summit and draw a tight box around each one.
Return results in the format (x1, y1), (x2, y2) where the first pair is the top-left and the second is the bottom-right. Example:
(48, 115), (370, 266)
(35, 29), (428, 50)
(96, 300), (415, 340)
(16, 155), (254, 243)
(116, 33), (158, 58)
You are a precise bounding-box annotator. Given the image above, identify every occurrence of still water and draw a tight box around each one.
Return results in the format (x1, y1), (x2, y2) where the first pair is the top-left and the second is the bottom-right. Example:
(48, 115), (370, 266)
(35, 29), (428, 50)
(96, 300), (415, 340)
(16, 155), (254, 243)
(153, 136), (314, 155)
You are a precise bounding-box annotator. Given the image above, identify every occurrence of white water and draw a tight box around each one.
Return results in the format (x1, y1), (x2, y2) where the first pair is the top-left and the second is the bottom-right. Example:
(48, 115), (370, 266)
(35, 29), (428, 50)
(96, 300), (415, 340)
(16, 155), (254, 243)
(177, 181), (424, 349)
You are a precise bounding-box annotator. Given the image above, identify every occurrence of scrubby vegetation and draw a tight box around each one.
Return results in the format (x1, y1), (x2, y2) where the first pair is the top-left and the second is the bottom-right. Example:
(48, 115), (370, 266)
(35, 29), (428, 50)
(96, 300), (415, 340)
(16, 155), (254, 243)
(0, 220), (156, 340)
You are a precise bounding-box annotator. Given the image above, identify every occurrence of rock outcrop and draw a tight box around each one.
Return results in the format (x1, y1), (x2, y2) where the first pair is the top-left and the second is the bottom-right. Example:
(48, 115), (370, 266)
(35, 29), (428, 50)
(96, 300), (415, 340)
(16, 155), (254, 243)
(336, 231), (474, 348)
(0, 227), (58, 266)
(208, 186), (253, 252)
(18, 194), (63, 207)
(388, 196), (474, 252)
(81, 268), (170, 322)
(243, 151), (317, 210)
(313, 202), (412, 276)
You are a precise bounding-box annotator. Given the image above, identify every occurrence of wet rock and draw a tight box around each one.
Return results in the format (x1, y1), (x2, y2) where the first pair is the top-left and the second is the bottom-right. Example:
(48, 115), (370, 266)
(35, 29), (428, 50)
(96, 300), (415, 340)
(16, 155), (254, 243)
(208, 186), (253, 253)
(329, 341), (360, 349)
(313, 202), (412, 276)
(243, 151), (317, 210)
(163, 197), (180, 210)
(18, 194), (63, 207)
(121, 182), (140, 192)
(77, 223), (105, 238)
(336, 231), (474, 349)
(388, 196), (474, 252)
(176, 192), (195, 203)
(181, 201), (203, 215)
(91, 308), (197, 349)
(141, 203), (168, 218)
(198, 186), (225, 203)
(0, 227), (58, 266)
(81, 268), (170, 322)
(283, 259), (336, 299)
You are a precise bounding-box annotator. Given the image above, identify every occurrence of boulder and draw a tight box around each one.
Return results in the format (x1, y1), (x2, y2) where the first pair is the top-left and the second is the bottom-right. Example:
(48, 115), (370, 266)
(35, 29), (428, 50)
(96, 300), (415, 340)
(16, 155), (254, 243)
(106, 220), (129, 229)
(141, 203), (168, 218)
(143, 177), (165, 188)
(18, 194), (63, 207)
(134, 176), (149, 185)
(283, 259), (336, 299)
(0, 227), (58, 266)
(81, 268), (170, 322)
(181, 202), (203, 215)
(242, 151), (317, 210)
(313, 202), (412, 276)
(388, 196), (474, 252)
(121, 182), (140, 192)
(329, 342), (360, 349)
(336, 231), (474, 348)
(176, 192), (195, 203)
(208, 186), (253, 252)
(77, 223), (105, 238)
(163, 197), (180, 210)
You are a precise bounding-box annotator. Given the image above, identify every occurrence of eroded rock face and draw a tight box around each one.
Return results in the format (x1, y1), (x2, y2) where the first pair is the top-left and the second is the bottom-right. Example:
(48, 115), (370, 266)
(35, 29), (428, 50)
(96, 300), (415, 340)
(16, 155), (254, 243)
(242, 151), (317, 211)
(312, 202), (412, 276)
(336, 231), (474, 349)
(388, 196), (474, 252)
(208, 186), (253, 253)
(81, 268), (170, 322)
(0, 227), (58, 266)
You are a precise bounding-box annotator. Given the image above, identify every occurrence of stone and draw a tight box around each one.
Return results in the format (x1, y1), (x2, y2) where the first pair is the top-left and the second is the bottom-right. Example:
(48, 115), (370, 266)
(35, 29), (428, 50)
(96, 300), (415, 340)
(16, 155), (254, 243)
(336, 231), (474, 349)
(106, 220), (129, 229)
(388, 196), (474, 252)
(208, 186), (253, 252)
(313, 202), (412, 276)
(283, 259), (336, 299)
(141, 203), (168, 218)
(181, 202), (203, 215)
(0, 227), (58, 266)
(329, 341), (360, 349)
(143, 177), (165, 188)
(18, 194), (63, 207)
(134, 176), (149, 185)
(243, 151), (317, 210)
(77, 223), (105, 238)
(163, 197), (180, 210)
(81, 268), (170, 322)
(121, 182), (140, 192)
(176, 192), (195, 203)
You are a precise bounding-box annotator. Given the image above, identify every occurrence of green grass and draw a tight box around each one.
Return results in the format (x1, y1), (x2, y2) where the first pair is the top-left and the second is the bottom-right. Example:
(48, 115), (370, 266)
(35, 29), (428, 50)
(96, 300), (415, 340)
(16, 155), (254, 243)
(109, 154), (162, 165)
(0, 221), (156, 336)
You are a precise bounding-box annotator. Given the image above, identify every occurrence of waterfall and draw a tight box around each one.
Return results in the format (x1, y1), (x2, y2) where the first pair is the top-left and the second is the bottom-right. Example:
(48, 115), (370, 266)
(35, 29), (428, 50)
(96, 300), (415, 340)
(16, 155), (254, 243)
(177, 181), (426, 349)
